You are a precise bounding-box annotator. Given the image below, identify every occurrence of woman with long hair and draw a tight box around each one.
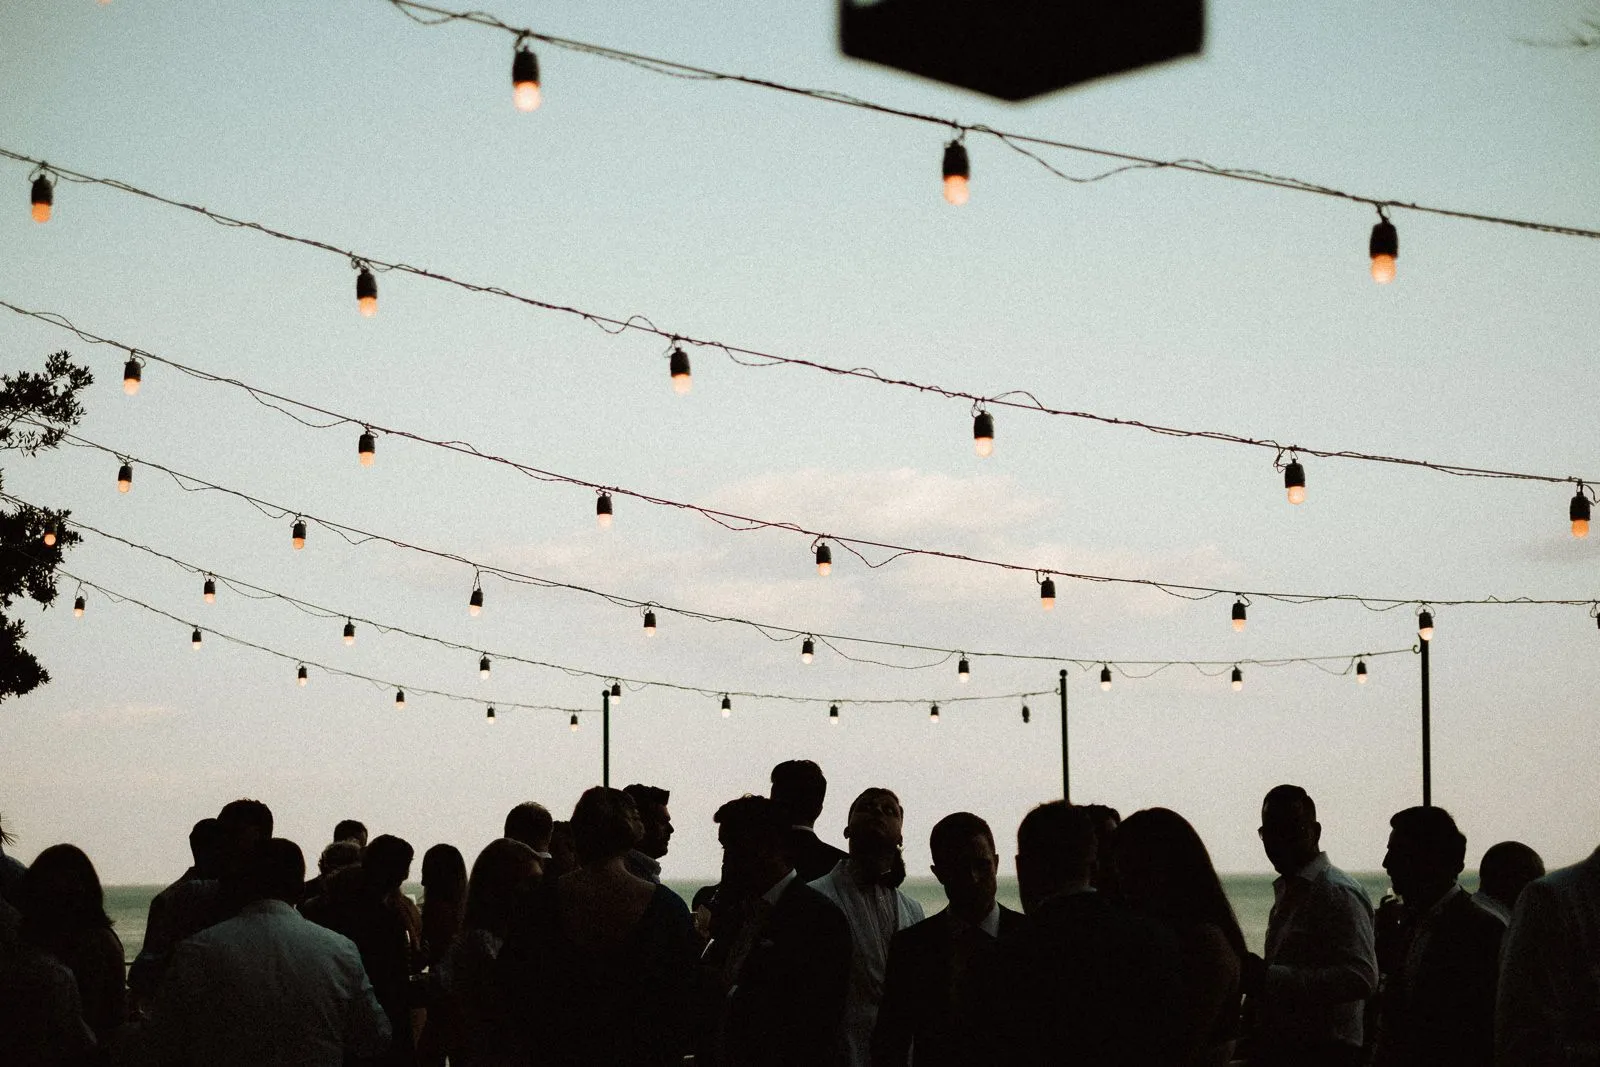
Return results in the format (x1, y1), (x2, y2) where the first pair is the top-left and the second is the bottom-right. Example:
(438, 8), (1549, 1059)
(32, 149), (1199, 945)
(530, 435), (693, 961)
(416, 844), (468, 1067)
(438, 838), (541, 1067)
(1113, 808), (1247, 1067)
(17, 844), (127, 1049)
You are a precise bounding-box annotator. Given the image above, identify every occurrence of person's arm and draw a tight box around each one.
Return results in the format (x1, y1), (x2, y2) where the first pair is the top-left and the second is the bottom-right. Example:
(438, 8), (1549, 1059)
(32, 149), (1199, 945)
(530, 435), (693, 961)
(870, 931), (915, 1067)
(115, 939), (200, 1066)
(1495, 881), (1563, 1066)
(1264, 883), (1377, 1006)
(341, 943), (393, 1060)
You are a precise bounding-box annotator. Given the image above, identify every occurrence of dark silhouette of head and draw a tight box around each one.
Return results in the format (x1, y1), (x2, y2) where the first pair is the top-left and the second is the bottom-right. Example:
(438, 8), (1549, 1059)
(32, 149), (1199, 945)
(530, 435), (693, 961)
(503, 802), (554, 853)
(845, 787), (907, 887)
(1384, 806), (1466, 907)
(243, 839), (307, 905)
(214, 799), (275, 901)
(570, 787), (643, 868)
(1082, 804), (1122, 894)
(1259, 785), (1321, 876)
(929, 812), (998, 920)
(1015, 801), (1096, 913)
(770, 760), (828, 828)
(334, 819), (368, 849)
(622, 784), (674, 860)
(17, 844), (112, 951)
(464, 838), (540, 937)
(363, 835), (414, 893)
(317, 840), (361, 877)
(1115, 807), (1247, 960)
(188, 817), (224, 878)
(1478, 841), (1545, 912)
(546, 821), (578, 880)
(421, 844), (467, 904)
(716, 794), (793, 896)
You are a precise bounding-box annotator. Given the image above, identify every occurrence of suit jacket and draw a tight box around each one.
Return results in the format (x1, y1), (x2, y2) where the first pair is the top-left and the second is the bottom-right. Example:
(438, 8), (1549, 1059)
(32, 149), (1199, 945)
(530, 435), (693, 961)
(724, 879), (852, 1067)
(1372, 888), (1502, 1067)
(1496, 847), (1600, 1065)
(871, 904), (1026, 1067)
(790, 828), (850, 885)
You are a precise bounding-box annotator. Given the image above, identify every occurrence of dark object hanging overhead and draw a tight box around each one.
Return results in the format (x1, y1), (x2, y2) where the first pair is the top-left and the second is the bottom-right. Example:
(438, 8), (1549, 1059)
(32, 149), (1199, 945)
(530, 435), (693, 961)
(839, 0), (1204, 101)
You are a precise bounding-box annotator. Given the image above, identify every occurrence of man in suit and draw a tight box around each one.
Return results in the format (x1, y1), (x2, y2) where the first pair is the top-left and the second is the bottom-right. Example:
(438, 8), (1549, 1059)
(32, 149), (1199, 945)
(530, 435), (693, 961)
(771, 759), (849, 883)
(994, 801), (1182, 1066)
(872, 812), (1025, 1066)
(710, 794), (851, 1067)
(1369, 805), (1501, 1066)
(123, 837), (391, 1066)
(1495, 844), (1600, 1064)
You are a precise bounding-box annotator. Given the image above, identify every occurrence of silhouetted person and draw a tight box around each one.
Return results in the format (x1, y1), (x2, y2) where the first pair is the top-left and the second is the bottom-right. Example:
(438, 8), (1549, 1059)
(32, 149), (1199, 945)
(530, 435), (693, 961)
(1083, 803), (1123, 900)
(771, 760), (849, 883)
(123, 838), (390, 1066)
(1369, 806), (1501, 1066)
(417, 844), (467, 1067)
(992, 801), (1181, 1066)
(544, 820), (577, 881)
(502, 802), (553, 864)
(337, 819), (370, 848)
(1495, 843), (1600, 1064)
(1242, 785), (1376, 1067)
(439, 838), (540, 1067)
(16, 843), (126, 1049)
(622, 783), (673, 883)
(872, 812), (1024, 1067)
(808, 787), (925, 1067)
(709, 795), (851, 1067)
(129, 817), (222, 1001)
(0, 897), (98, 1065)
(305, 820), (369, 900)
(499, 786), (697, 1066)
(1115, 807), (1247, 1066)
(1474, 840), (1544, 926)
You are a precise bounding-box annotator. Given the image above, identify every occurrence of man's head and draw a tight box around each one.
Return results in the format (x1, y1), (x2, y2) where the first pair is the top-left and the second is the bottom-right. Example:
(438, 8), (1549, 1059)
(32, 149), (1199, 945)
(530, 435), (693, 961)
(1259, 785), (1321, 876)
(244, 838), (307, 906)
(770, 760), (828, 828)
(188, 818), (224, 876)
(504, 802), (554, 853)
(715, 795), (793, 895)
(1384, 806), (1466, 904)
(1015, 801), (1095, 913)
(845, 787), (904, 850)
(622, 785), (673, 860)
(216, 798), (275, 882)
(1478, 841), (1545, 911)
(570, 787), (643, 867)
(334, 819), (368, 849)
(363, 834), (414, 893)
(929, 812), (998, 917)
(317, 839), (362, 877)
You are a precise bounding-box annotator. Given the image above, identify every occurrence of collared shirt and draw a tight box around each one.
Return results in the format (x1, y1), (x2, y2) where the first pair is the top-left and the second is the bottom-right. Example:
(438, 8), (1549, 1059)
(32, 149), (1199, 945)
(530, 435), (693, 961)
(1472, 891), (1512, 927)
(1398, 884), (1462, 998)
(1260, 852), (1378, 1051)
(946, 902), (1001, 940)
(762, 869), (799, 906)
(1496, 847), (1600, 1064)
(625, 849), (662, 884)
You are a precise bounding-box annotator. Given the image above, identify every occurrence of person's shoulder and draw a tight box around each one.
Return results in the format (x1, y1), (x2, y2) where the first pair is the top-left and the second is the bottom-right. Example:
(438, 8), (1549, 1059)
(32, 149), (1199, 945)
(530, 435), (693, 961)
(777, 880), (846, 925)
(896, 909), (952, 945)
(1315, 862), (1373, 905)
(648, 882), (692, 919)
(996, 903), (1030, 938)
(805, 862), (848, 901)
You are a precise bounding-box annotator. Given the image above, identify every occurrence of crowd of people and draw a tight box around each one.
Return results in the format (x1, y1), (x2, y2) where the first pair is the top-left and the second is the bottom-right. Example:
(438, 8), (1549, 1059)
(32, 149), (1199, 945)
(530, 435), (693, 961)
(0, 765), (1595, 1066)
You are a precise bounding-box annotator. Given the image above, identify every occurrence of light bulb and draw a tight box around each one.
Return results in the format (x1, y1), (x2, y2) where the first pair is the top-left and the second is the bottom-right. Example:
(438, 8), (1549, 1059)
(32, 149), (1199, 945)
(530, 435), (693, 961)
(343, 620), (356, 646)
(1571, 489), (1590, 538)
(30, 176), (52, 223)
(1284, 460), (1306, 505)
(1040, 577), (1056, 611)
(297, 665), (308, 686)
(358, 431), (375, 467)
(117, 463), (133, 493)
(643, 610), (657, 636)
(292, 520), (307, 550)
(942, 140), (970, 205)
(42, 525), (56, 547)
(487, 706), (496, 723)
(1417, 610), (1434, 642)
(669, 347), (692, 396)
(356, 267), (378, 317)
(73, 595), (85, 617)
(570, 713), (579, 732)
(829, 703), (839, 724)
(1021, 705), (1031, 723)
(815, 543), (832, 577)
(469, 587), (483, 617)
(191, 627), (203, 651)
(1369, 218), (1399, 285)
(610, 681), (622, 701)
(1101, 666), (1112, 691)
(721, 695), (731, 718)
(480, 655), (491, 680)
(973, 411), (994, 458)
(1355, 659), (1368, 684)
(512, 44), (542, 112)
(596, 493), (613, 529)
(395, 689), (406, 709)
(957, 657), (970, 683)
(929, 704), (940, 723)
(1231, 666), (1243, 692)
(203, 577), (216, 604)
(1231, 599), (1247, 632)
(122, 360), (142, 396)
(801, 637), (815, 664)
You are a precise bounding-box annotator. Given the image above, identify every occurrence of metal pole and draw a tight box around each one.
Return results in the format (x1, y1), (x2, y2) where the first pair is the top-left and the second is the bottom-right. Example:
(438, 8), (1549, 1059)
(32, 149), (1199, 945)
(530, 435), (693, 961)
(1059, 669), (1070, 803)
(1420, 638), (1431, 807)
(602, 688), (611, 788)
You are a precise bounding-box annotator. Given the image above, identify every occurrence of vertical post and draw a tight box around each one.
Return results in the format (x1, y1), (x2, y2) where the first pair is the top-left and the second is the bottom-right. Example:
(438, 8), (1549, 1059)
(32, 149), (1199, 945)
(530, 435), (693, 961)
(602, 688), (611, 788)
(1420, 637), (1431, 807)
(1059, 668), (1070, 803)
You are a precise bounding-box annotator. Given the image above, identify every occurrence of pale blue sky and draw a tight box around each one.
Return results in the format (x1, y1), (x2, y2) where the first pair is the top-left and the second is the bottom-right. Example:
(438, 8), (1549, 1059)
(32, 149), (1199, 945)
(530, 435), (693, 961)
(2, 0), (1598, 882)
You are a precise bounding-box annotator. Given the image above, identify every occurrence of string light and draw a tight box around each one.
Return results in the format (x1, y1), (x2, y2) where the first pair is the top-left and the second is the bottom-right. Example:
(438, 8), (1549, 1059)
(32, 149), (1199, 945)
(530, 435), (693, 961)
(191, 627), (203, 650)
(596, 492), (613, 529)
(643, 609), (657, 636)
(957, 656), (970, 683)
(73, 594), (85, 617)
(395, 688), (406, 709)
(1417, 609), (1434, 642)
(1231, 666), (1243, 691)
(669, 346), (691, 395)
(469, 582), (484, 617)
(203, 576), (216, 604)
(42, 524), (56, 547)
(116, 462), (132, 493)
(942, 138), (970, 205)
(486, 705), (496, 722)
(122, 359), (141, 396)
(720, 694), (731, 718)
(343, 619), (356, 646)
(570, 712), (579, 732)
(479, 654), (491, 679)
(30, 173), (52, 223)
(815, 542), (832, 577)
(355, 266), (378, 318)
(1039, 576), (1056, 611)
(1356, 659), (1368, 684)
(929, 703), (940, 723)
(291, 519), (307, 550)
(1021, 704), (1030, 723)
(1232, 598), (1248, 632)
(1570, 486), (1590, 538)
(1284, 459), (1306, 505)
(973, 410), (994, 458)
(829, 703), (839, 724)
(610, 681), (622, 700)
(1369, 210), (1398, 285)
(511, 38), (542, 111)
(358, 430), (376, 467)
(297, 664), (308, 686)
(801, 637), (815, 664)
(1100, 665), (1112, 691)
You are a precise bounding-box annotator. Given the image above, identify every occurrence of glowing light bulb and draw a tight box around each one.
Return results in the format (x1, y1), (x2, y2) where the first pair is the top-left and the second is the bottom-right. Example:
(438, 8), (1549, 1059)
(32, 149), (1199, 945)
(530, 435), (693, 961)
(957, 657), (970, 683)
(487, 705), (496, 723)
(973, 411), (994, 458)
(610, 681), (622, 701)
(343, 620), (356, 646)
(1040, 577), (1056, 611)
(1284, 460), (1306, 506)
(512, 44), (542, 112)
(292, 520), (307, 550)
(829, 703), (839, 724)
(1369, 217), (1398, 285)
(801, 637), (815, 664)
(1571, 488), (1590, 538)
(929, 704), (940, 723)
(469, 587), (483, 617)
(480, 655), (491, 680)
(203, 577), (216, 604)
(297, 665), (308, 686)
(395, 689), (406, 709)
(30, 176), (52, 223)
(358, 431), (375, 467)
(643, 610), (657, 637)
(356, 267), (378, 317)
(1101, 666), (1113, 691)
(570, 713), (579, 732)
(942, 140), (970, 205)
(1231, 599), (1247, 632)
(1021, 705), (1031, 723)
(1355, 659), (1368, 684)
(122, 360), (142, 396)
(669, 347), (692, 395)
(42, 525), (56, 547)
(815, 543), (832, 577)
(191, 627), (203, 651)
(1231, 666), (1243, 692)
(596, 493), (613, 529)
(721, 695), (731, 718)
(117, 463), (133, 493)
(1417, 610), (1434, 642)
(73, 595), (85, 617)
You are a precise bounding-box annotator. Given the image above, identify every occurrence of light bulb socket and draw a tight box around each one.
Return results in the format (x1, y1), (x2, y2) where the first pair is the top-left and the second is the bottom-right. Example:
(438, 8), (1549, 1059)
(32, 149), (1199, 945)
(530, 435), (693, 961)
(570, 713), (579, 730)
(355, 267), (377, 304)
(203, 578), (216, 601)
(487, 706), (496, 721)
(801, 637), (815, 660)
(74, 595), (85, 615)
(31, 174), (53, 209)
(395, 689), (405, 707)
(973, 411), (994, 444)
(191, 627), (202, 648)
(720, 695), (731, 712)
(1571, 490), (1591, 524)
(1417, 610), (1434, 640)
(829, 704), (839, 720)
(942, 140), (970, 180)
(469, 587), (484, 612)
(610, 681), (622, 699)
(1369, 219), (1399, 260)
(297, 665), (308, 684)
(643, 610), (657, 634)
(597, 493), (613, 520)
(1355, 659), (1368, 681)
(292, 519), (307, 546)
(669, 347), (691, 383)
(929, 704), (940, 722)
(1100, 666), (1113, 688)
(117, 462), (133, 490)
(1231, 666), (1243, 687)
(479, 655), (491, 675)
(512, 45), (540, 87)
(123, 359), (142, 392)
(1039, 577), (1056, 604)
(1283, 461), (1306, 494)
(957, 657), (970, 678)
(358, 431), (375, 462)
(343, 621), (356, 642)
(1021, 705), (1031, 723)
(1232, 600), (1247, 625)
(815, 543), (832, 569)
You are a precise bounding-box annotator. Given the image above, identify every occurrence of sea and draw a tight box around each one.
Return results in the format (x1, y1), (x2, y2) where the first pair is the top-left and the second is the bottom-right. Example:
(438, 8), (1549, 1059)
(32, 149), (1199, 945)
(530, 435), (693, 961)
(106, 872), (1442, 963)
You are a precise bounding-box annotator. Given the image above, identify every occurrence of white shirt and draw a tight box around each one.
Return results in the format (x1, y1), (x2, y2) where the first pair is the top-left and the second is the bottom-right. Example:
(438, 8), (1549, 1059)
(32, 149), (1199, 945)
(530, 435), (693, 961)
(945, 902), (1001, 940)
(1496, 847), (1600, 1064)
(1472, 891), (1513, 927)
(121, 899), (390, 1067)
(808, 859), (925, 1067)
(1261, 852), (1378, 1051)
